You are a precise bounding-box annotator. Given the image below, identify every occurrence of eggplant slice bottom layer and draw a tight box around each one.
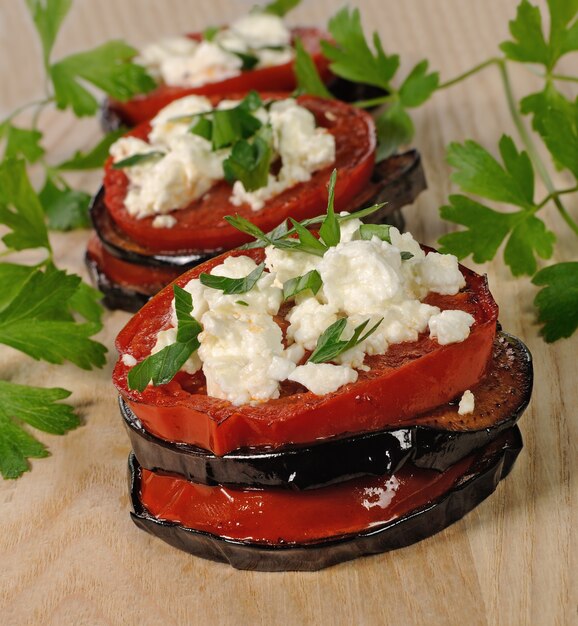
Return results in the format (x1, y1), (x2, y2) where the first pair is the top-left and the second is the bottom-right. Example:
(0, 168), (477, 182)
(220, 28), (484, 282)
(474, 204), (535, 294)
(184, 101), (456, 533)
(128, 426), (522, 571)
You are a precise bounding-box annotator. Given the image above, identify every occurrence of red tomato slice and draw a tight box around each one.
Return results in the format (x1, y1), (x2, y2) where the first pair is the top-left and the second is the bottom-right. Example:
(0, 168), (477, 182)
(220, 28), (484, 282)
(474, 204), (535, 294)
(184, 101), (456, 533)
(103, 95), (376, 253)
(113, 247), (499, 456)
(86, 235), (181, 293)
(108, 28), (332, 126)
(139, 446), (474, 544)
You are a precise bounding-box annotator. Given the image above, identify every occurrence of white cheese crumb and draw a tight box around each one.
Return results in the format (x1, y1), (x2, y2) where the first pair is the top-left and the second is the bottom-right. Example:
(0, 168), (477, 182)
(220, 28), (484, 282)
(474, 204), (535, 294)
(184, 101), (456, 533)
(458, 389), (475, 415)
(122, 354), (137, 367)
(152, 215), (177, 229)
(429, 310), (475, 345)
(285, 297), (338, 351)
(417, 251), (466, 295)
(288, 362), (358, 396)
(152, 327), (202, 375)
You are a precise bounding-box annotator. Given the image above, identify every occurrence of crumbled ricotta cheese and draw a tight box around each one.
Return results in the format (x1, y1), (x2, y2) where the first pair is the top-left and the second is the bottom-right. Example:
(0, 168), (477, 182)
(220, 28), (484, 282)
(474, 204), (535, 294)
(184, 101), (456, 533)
(122, 354), (137, 367)
(140, 222), (479, 404)
(110, 95), (334, 219)
(429, 310), (475, 345)
(231, 99), (335, 211)
(152, 215), (177, 229)
(416, 251), (466, 296)
(198, 309), (294, 405)
(288, 362), (358, 396)
(458, 389), (475, 415)
(136, 14), (293, 88)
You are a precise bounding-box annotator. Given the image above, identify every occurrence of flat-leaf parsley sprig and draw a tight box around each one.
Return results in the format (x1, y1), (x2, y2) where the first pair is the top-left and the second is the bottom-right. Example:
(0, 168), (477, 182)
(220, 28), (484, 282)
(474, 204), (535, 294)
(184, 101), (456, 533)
(296, 0), (578, 342)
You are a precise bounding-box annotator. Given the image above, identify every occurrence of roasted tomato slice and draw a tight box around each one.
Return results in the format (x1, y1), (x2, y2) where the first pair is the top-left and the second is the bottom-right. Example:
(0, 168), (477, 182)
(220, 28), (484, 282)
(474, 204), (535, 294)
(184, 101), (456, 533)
(107, 28), (331, 126)
(103, 95), (376, 253)
(113, 247), (499, 456)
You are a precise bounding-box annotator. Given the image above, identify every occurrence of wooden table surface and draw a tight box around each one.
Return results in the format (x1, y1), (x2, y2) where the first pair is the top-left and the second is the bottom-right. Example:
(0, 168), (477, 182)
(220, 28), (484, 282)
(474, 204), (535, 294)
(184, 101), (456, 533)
(0, 1), (576, 624)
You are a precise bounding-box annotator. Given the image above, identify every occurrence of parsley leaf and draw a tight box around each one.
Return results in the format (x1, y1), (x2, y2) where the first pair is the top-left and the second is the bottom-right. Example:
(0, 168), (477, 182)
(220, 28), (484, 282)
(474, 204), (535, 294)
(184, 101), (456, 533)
(200, 262), (265, 294)
(399, 60), (439, 108)
(288, 218), (328, 256)
(50, 41), (156, 116)
(128, 285), (202, 392)
(533, 262), (578, 342)
(358, 224), (392, 242)
(309, 317), (383, 364)
(283, 270), (322, 301)
(0, 268), (107, 369)
(211, 98), (263, 150)
(222, 125), (273, 191)
(439, 194), (555, 276)
(375, 103), (414, 162)
(25, 0), (73, 70)
(319, 169), (340, 247)
(0, 380), (79, 479)
(500, 0), (550, 66)
(39, 177), (91, 231)
(3, 125), (45, 163)
(203, 26), (220, 42)
(261, 0), (301, 16)
(322, 7), (398, 91)
(112, 151), (165, 169)
(0, 264), (38, 313)
(224, 214), (272, 244)
(538, 98), (578, 179)
(0, 159), (50, 252)
(57, 128), (126, 170)
(293, 37), (332, 98)
(447, 135), (534, 207)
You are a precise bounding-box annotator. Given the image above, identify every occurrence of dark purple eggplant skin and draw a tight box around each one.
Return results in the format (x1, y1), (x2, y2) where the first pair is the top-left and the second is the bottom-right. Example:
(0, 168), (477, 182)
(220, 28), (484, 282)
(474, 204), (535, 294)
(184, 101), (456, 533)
(127, 426), (523, 571)
(85, 251), (149, 313)
(89, 150), (426, 269)
(120, 332), (532, 489)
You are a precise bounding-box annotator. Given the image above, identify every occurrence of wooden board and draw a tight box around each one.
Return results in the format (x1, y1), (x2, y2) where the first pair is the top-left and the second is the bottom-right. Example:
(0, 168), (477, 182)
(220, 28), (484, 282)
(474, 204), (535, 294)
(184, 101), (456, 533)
(0, 1), (576, 624)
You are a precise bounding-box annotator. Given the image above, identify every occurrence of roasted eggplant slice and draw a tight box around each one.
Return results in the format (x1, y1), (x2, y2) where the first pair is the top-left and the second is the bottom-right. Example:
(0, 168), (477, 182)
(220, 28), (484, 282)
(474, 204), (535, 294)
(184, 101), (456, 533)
(121, 332), (531, 489)
(128, 426), (522, 571)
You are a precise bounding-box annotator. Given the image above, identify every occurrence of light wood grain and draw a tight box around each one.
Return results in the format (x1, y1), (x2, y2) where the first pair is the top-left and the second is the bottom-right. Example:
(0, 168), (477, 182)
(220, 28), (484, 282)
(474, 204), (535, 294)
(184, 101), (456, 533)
(0, 1), (576, 625)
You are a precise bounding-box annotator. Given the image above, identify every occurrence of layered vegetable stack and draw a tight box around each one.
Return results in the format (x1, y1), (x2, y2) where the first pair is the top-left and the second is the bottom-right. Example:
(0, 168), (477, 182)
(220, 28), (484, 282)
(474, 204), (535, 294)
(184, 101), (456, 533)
(86, 10), (426, 312)
(113, 182), (532, 571)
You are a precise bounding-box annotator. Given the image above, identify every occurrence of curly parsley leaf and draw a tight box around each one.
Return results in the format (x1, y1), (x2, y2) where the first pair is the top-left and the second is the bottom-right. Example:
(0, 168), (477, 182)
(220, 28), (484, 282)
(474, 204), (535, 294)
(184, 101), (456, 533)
(0, 380), (80, 479)
(25, 0), (73, 70)
(261, 0), (301, 16)
(200, 262), (265, 294)
(39, 177), (91, 231)
(283, 270), (322, 301)
(50, 41), (156, 116)
(293, 37), (332, 98)
(439, 194), (555, 276)
(322, 7), (398, 91)
(375, 103), (414, 162)
(309, 317), (383, 364)
(399, 60), (439, 108)
(533, 262), (578, 342)
(0, 268), (106, 369)
(57, 128), (126, 170)
(0, 159), (50, 252)
(128, 285), (202, 392)
(447, 135), (534, 207)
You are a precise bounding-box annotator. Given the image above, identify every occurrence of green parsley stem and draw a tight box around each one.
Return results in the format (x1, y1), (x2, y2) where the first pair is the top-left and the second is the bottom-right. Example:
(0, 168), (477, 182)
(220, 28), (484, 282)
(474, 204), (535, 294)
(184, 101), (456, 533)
(549, 73), (578, 84)
(498, 60), (578, 239)
(1, 97), (53, 126)
(437, 57), (501, 90)
(537, 186), (578, 209)
(352, 94), (395, 109)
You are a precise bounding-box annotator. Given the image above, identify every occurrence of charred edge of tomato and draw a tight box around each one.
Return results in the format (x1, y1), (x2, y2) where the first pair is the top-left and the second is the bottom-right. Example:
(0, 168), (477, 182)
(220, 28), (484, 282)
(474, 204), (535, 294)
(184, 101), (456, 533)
(85, 251), (149, 313)
(119, 332), (531, 489)
(89, 148), (424, 270)
(127, 426), (522, 571)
